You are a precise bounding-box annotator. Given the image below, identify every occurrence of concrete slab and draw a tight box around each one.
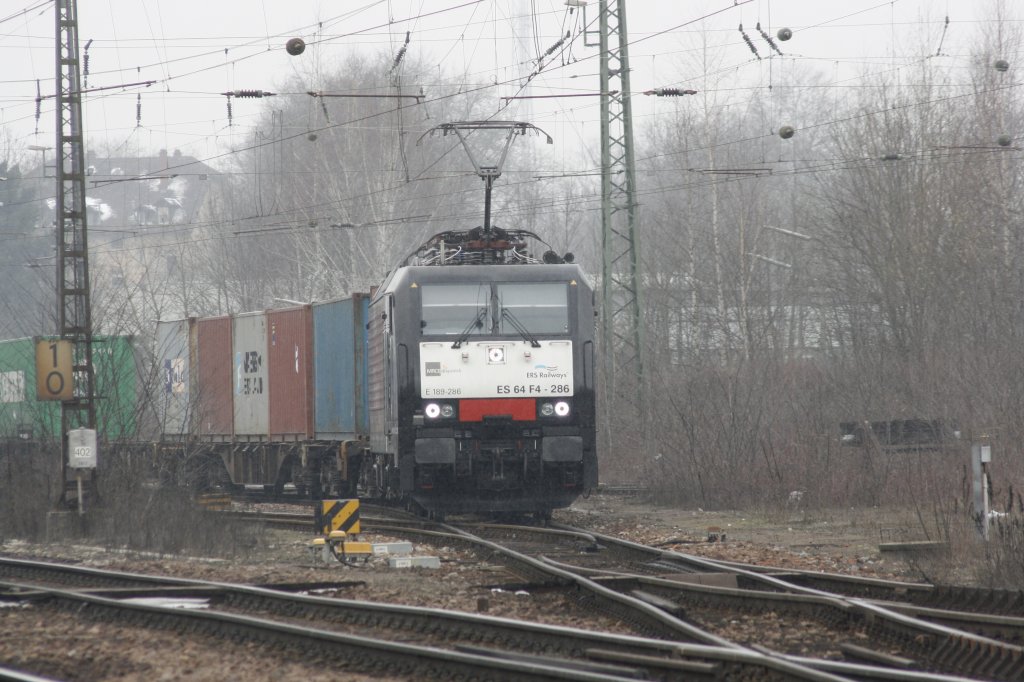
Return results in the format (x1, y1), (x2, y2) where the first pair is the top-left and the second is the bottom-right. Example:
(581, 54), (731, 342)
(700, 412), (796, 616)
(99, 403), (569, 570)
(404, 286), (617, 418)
(372, 542), (413, 556)
(388, 556), (441, 569)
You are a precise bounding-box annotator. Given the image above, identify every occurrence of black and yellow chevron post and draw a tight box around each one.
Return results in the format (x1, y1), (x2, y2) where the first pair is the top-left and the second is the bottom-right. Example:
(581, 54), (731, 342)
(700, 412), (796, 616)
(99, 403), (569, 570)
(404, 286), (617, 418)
(196, 492), (231, 511)
(316, 499), (360, 536)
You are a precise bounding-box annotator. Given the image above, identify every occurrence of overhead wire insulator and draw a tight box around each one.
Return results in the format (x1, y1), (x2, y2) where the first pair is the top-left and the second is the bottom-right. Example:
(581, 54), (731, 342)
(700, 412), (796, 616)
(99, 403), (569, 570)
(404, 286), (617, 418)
(34, 80), (42, 134)
(136, 93), (142, 128)
(392, 46), (407, 70)
(644, 88), (697, 97)
(83, 39), (93, 88)
(226, 98), (233, 126)
(755, 23), (783, 56)
(738, 24), (761, 60)
(391, 31), (411, 72)
(935, 15), (949, 56)
(543, 31), (570, 59)
(223, 89), (275, 98)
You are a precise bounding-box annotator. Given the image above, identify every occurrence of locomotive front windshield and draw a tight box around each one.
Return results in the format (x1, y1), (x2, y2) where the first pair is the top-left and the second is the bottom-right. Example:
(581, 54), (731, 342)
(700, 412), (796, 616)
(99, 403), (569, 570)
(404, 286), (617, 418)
(497, 283), (568, 334)
(420, 282), (569, 336)
(421, 284), (490, 334)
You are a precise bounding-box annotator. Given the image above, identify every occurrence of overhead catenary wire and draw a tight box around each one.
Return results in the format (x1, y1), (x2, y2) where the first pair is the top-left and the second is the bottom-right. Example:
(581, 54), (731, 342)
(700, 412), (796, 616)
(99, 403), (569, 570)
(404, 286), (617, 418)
(0, 0), (1011, 254)
(0, 1), (966, 145)
(5, 65), (1020, 241)
(0, 1), (991, 241)
(0, 138), (1013, 272)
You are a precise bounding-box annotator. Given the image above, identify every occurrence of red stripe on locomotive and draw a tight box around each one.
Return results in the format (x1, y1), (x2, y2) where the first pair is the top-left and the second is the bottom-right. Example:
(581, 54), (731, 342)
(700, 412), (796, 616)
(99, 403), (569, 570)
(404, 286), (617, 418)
(458, 398), (536, 422)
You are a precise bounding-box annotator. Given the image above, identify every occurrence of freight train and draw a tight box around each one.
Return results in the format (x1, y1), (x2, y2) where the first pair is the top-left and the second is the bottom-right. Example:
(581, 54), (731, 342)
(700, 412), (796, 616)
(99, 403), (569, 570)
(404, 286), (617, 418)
(155, 226), (598, 517)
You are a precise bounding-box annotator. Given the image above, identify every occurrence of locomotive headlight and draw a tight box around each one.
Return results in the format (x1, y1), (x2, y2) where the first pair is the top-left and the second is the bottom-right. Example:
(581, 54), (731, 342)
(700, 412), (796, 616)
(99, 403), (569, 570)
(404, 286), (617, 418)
(554, 401), (571, 417)
(539, 402), (555, 417)
(425, 402), (454, 419)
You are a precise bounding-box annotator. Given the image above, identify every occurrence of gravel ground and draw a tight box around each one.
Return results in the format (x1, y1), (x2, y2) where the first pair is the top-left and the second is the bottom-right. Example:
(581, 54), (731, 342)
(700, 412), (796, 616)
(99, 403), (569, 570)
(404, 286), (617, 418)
(560, 494), (925, 581)
(0, 495), (931, 680)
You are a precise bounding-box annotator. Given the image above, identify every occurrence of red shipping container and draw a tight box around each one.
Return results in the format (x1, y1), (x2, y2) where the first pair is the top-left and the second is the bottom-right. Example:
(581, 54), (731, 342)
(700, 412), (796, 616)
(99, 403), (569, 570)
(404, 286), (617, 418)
(195, 315), (233, 440)
(268, 306), (314, 440)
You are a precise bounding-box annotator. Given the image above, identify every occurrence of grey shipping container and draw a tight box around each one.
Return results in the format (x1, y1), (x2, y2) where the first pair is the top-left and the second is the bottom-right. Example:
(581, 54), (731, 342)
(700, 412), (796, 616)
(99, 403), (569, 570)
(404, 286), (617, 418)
(232, 311), (268, 439)
(154, 319), (194, 438)
(313, 294), (369, 440)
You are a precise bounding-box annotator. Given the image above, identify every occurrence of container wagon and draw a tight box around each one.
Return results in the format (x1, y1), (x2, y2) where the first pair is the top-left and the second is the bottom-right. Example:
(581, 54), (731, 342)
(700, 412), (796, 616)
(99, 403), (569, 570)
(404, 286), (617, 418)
(156, 296), (369, 496)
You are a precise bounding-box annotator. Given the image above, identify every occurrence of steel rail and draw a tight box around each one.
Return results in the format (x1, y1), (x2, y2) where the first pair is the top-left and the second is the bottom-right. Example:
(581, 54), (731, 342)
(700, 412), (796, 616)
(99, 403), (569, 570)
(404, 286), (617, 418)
(550, 523), (1024, 681)
(2, 581), (649, 682)
(697, 555), (1024, 616)
(373, 523), (849, 680)
(2, 560), (848, 681)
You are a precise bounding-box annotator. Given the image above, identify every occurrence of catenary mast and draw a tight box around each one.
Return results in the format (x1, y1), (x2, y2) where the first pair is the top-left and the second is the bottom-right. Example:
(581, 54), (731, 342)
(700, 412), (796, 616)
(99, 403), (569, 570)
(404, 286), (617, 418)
(597, 0), (646, 453)
(54, 0), (97, 506)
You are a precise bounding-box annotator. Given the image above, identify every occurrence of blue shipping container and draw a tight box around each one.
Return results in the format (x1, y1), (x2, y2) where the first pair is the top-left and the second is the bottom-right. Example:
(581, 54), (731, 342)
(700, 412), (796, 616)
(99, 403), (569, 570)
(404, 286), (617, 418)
(312, 294), (369, 440)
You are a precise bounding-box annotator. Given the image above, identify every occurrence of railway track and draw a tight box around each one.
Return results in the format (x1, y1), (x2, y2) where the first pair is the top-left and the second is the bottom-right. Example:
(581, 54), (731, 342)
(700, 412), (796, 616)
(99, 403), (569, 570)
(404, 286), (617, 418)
(373, 518), (1024, 681)
(1, 558), (853, 681)
(549, 524), (1024, 643)
(2, 578), (642, 681)
(211, 506), (1024, 672)
(700, 555), (1024, 617)
(6, 507), (1020, 681)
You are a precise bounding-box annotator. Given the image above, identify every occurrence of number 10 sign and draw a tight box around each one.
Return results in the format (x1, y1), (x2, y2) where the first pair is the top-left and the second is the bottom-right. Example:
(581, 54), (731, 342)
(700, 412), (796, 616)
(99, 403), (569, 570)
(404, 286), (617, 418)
(35, 339), (74, 401)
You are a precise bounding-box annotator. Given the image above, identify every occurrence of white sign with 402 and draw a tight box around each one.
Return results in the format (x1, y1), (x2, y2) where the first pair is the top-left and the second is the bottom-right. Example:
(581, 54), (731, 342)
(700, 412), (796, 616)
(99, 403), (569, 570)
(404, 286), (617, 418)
(420, 340), (573, 399)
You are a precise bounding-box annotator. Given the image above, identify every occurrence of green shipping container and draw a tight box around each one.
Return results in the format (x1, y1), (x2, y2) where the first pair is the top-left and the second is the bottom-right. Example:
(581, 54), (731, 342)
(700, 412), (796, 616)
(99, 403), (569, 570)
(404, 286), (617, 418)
(0, 336), (137, 441)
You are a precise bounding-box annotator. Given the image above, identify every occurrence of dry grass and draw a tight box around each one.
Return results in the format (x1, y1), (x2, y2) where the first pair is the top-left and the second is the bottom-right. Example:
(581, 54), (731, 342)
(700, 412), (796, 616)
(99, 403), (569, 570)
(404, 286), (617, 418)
(0, 442), (258, 558)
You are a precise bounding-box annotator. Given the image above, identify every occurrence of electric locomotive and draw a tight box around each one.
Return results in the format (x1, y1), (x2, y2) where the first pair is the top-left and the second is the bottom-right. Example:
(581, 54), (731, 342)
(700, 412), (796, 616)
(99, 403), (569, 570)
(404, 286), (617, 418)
(363, 227), (598, 517)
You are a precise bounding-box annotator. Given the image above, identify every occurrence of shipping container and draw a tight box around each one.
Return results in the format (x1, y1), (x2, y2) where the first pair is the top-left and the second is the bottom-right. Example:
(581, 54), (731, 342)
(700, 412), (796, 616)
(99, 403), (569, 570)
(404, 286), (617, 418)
(0, 336), (137, 441)
(91, 336), (140, 441)
(232, 311), (268, 439)
(195, 316), (233, 440)
(154, 319), (194, 438)
(0, 338), (56, 440)
(312, 294), (370, 440)
(267, 306), (314, 440)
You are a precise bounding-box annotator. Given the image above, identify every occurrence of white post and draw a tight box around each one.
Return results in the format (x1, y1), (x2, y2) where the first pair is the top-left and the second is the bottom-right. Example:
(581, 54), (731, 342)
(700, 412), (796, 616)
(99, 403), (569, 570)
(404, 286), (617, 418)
(76, 473), (84, 515)
(981, 445), (992, 541)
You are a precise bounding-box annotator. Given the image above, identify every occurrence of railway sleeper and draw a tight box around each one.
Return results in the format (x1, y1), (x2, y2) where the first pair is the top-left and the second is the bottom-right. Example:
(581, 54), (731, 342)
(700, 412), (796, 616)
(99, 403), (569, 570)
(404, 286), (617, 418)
(865, 620), (1024, 681)
(608, 576), (1024, 678)
(928, 584), (1024, 616)
(454, 644), (648, 679)
(838, 641), (916, 668)
(46, 594), (463, 679)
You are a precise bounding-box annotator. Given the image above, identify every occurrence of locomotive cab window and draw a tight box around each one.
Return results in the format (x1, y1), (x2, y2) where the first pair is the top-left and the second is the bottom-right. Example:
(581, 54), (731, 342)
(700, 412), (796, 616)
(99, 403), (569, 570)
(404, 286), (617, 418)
(421, 284), (490, 335)
(497, 282), (569, 335)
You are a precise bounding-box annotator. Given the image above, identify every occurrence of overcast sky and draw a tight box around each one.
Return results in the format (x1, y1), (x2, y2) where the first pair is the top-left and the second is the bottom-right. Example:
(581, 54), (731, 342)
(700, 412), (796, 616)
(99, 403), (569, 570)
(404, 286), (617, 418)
(0, 0), (1016, 168)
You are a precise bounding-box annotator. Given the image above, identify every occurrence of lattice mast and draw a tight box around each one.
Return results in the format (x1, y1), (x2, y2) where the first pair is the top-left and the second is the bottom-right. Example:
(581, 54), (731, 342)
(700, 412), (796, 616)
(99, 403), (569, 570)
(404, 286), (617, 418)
(54, 0), (96, 504)
(597, 0), (646, 443)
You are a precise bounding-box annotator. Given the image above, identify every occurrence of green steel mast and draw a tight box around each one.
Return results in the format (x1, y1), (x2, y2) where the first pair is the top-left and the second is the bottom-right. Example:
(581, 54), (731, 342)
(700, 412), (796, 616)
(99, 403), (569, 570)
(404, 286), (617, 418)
(597, 0), (645, 450)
